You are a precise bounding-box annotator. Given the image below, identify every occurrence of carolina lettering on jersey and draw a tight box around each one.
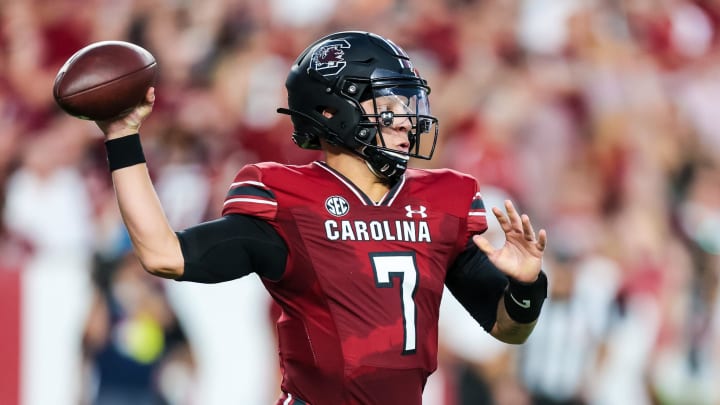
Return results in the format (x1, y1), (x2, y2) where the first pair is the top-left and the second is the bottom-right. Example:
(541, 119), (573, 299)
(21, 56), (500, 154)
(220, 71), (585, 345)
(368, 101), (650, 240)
(324, 219), (431, 242)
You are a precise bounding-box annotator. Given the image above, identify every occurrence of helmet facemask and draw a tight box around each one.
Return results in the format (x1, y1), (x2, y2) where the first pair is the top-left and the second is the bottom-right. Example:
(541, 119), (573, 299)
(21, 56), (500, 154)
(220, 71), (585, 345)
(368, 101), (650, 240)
(354, 85), (438, 181)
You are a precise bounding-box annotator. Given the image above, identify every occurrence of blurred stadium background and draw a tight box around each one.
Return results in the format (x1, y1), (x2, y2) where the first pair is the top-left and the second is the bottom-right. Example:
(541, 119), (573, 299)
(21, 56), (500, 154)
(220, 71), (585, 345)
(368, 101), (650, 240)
(1, 0), (720, 404)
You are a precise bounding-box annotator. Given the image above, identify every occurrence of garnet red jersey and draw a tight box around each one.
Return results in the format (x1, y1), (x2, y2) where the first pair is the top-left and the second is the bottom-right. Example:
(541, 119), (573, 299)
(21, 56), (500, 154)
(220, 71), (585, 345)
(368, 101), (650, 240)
(222, 161), (488, 405)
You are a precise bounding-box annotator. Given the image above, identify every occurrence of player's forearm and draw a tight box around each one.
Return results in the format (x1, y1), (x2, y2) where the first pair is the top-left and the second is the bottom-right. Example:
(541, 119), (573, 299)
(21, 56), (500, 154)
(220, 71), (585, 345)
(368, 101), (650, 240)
(490, 271), (548, 344)
(112, 164), (184, 279)
(490, 299), (537, 344)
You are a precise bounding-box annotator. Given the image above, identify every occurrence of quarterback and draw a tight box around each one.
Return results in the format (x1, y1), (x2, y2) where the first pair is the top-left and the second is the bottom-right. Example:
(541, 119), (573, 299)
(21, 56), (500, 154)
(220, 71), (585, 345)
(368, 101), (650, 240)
(95, 31), (548, 405)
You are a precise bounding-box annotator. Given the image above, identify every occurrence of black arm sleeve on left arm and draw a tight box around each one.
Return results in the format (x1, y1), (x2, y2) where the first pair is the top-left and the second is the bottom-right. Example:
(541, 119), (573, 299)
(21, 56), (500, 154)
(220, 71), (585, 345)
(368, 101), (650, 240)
(445, 241), (509, 332)
(175, 214), (288, 283)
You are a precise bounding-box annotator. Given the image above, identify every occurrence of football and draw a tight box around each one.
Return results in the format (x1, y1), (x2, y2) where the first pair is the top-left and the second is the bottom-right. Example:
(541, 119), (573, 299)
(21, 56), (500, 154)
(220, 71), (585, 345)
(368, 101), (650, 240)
(52, 41), (158, 121)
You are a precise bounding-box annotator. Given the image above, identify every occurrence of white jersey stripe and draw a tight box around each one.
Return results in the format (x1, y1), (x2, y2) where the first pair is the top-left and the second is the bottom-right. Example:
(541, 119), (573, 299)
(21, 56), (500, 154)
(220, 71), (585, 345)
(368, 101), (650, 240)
(223, 198), (278, 206)
(229, 180), (268, 189)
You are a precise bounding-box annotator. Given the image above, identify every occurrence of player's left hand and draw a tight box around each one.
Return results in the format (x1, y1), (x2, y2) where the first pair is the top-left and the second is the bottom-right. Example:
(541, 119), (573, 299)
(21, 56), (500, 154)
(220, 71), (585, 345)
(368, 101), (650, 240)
(472, 200), (547, 283)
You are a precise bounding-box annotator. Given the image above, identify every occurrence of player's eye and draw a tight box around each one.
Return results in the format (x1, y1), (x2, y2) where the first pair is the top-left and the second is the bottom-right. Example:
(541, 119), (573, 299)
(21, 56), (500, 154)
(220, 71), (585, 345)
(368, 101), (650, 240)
(375, 97), (412, 114)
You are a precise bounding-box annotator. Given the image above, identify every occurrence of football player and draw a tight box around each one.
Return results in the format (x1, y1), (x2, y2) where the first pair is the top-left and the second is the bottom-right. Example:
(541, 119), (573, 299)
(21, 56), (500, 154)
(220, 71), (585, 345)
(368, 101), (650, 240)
(96, 31), (548, 405)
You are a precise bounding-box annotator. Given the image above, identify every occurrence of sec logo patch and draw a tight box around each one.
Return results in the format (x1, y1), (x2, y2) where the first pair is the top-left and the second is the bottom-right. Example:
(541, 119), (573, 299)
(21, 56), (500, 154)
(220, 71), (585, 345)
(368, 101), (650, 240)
(325, 195), (350, 217)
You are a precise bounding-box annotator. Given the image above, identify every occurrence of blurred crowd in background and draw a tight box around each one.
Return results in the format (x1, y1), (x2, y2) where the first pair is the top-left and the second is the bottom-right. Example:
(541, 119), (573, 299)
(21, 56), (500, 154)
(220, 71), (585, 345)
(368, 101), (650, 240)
(1, 0), (720, 404)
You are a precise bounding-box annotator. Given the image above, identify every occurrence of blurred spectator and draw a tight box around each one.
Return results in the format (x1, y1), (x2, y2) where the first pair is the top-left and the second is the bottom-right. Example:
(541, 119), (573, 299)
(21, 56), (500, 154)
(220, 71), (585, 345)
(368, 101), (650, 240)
(2, 115), (97, 405)
(518, 247), (620, 405)
(81, 253), (195, 405)
(652, 157), (720, 405)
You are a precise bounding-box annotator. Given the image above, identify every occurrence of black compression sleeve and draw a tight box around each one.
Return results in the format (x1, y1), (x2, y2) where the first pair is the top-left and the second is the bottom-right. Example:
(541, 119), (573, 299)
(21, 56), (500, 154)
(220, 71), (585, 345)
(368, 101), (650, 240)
(175, 214), (287, 283)
(445, 241), (509, 332)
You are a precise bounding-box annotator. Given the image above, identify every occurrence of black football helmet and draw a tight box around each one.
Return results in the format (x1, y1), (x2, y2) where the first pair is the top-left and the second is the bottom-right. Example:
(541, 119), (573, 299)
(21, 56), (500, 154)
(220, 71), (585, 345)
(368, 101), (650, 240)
(277, 31), (439, 182)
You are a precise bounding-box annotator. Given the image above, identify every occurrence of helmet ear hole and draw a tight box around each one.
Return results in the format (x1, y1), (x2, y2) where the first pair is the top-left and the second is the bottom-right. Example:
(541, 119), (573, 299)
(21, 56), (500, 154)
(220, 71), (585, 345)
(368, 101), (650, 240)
(319, 107), (337, 119)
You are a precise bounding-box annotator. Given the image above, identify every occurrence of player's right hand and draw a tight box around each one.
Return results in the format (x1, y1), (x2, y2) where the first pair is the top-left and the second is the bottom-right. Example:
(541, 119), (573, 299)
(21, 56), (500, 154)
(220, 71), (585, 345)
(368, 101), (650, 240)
(95, 87), (155, 140)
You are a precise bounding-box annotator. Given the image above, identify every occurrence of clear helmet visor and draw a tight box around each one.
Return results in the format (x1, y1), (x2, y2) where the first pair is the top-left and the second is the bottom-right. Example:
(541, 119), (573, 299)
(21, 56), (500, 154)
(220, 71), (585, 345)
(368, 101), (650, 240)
(360, 86), (439, 160)
(370, 86), (429, 116)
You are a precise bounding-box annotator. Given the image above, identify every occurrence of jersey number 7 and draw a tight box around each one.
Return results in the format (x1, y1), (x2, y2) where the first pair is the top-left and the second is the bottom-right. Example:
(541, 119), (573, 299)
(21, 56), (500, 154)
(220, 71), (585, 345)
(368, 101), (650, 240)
(370, 252), (419, 355)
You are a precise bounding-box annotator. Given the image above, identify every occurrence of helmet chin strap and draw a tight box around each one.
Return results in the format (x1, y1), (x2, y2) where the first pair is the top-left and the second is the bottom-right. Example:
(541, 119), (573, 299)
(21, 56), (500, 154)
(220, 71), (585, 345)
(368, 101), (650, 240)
(324, 125), (410, 183)
(361, 146), (409, 183)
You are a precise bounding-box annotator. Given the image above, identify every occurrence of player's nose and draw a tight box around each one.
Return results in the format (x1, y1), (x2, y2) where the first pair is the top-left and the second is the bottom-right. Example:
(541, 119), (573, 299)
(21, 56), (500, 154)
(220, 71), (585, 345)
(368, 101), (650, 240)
(392, 116), (411, 134)
(385, 127), (410, 152)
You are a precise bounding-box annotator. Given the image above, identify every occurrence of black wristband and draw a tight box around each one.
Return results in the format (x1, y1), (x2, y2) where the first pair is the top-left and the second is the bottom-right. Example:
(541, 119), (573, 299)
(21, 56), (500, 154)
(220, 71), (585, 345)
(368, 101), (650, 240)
(105, 133), (146, 171)
(503, 270), (548, 324)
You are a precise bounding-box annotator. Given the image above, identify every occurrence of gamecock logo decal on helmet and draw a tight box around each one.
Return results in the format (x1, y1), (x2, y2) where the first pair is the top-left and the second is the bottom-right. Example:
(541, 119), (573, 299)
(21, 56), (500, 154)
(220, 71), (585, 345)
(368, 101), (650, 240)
(310, 40), (351, 77)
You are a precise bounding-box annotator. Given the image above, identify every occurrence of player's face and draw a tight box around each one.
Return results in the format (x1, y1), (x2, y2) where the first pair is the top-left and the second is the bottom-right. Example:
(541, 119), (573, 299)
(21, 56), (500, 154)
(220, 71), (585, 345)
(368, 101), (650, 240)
(360, 94), (413, 153)
(360, 86), (433, 154)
